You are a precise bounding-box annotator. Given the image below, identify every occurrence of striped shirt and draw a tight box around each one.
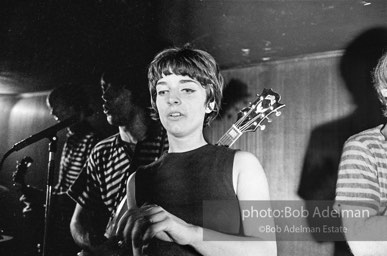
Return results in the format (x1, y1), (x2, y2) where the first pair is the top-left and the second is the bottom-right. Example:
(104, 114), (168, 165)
(335, 125), (387, 214)
(50, 125), (100, 254)
(67, 123), (168, 216)
(54, 128), (100, 194)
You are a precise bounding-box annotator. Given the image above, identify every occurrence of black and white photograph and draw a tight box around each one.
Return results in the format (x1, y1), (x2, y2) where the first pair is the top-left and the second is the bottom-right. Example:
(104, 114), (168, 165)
(0, 1), (386, 255)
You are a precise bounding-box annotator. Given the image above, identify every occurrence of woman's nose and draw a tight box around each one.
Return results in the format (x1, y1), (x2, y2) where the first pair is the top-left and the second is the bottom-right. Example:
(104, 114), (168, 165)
(167, 92), (181, 105)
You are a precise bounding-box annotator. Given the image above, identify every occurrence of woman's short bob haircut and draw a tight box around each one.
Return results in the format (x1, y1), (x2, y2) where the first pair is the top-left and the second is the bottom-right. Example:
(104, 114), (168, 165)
(147, 46), (224, 126)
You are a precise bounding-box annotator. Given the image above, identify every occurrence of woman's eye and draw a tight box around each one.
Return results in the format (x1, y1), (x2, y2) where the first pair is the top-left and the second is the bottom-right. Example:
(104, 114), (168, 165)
(182, 88), (195, 94)
(157, 90), (168, 96)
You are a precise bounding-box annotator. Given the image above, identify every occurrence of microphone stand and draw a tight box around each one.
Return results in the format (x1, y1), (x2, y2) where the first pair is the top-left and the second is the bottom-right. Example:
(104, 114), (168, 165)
(42, 135), (57, 256)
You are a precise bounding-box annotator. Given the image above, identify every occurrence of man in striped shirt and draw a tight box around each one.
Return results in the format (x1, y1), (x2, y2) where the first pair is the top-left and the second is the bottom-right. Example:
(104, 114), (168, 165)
(335, 52), (387, 256)
(20, 83), (101, 256)
(49, 85), (101, 195)
(68, 67), (168, 255)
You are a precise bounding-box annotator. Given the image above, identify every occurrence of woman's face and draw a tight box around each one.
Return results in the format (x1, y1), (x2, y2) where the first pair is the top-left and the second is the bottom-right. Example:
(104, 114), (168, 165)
(155, 73), (210, 138)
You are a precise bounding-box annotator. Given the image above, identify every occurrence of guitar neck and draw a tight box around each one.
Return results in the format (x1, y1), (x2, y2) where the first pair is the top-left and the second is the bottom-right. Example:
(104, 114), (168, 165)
(216, 124), (243, 148)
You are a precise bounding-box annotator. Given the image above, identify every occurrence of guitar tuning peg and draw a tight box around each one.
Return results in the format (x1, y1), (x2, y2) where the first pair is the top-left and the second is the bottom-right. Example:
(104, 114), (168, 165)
(275, 111), (281, 116)
(259, 124), (266, 130)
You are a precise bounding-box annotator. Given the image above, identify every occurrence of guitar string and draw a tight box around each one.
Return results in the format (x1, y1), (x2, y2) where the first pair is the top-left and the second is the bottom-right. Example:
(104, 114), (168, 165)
(239, 109), (276, 131)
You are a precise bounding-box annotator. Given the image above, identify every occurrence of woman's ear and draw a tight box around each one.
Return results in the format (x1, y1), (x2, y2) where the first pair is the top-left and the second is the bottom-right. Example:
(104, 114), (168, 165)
(205, 101), (215, 113)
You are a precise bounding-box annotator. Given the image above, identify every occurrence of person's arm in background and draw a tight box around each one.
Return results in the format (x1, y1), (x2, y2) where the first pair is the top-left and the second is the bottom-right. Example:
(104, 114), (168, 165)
(335, 139), (387, 256)
(67, 150), (112, 255)
(337, 204), (387, 256)
(70, 203), (118, 255)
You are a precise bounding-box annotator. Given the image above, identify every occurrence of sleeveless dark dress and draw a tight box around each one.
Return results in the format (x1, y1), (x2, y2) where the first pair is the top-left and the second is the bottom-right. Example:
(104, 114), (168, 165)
(135, 144), (242, 256)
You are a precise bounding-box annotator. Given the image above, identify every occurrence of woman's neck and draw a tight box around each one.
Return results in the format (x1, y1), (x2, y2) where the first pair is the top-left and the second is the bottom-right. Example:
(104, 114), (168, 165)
(167, 130), (207, 153)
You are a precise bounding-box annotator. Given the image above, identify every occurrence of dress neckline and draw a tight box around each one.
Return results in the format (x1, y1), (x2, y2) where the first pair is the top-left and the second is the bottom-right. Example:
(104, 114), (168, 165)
(166, 144), (211, 156)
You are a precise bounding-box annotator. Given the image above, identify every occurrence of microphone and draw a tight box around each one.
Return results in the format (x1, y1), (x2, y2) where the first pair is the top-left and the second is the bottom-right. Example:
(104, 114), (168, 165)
(10, 115), (80, 152)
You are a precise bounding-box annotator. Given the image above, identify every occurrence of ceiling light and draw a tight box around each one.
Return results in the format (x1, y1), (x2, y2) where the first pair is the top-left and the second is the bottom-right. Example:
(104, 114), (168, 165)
(361, 1), (371, 6)
(241, 48), (250, 57)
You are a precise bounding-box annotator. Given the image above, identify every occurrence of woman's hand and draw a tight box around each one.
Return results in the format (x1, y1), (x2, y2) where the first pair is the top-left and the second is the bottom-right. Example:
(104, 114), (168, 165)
(117, 204), (199, 255)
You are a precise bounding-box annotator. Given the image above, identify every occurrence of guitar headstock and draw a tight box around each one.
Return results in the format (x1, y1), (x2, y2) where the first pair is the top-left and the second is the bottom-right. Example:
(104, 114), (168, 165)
(235, 88), (285, 133)
(12, 156), (33, 188)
